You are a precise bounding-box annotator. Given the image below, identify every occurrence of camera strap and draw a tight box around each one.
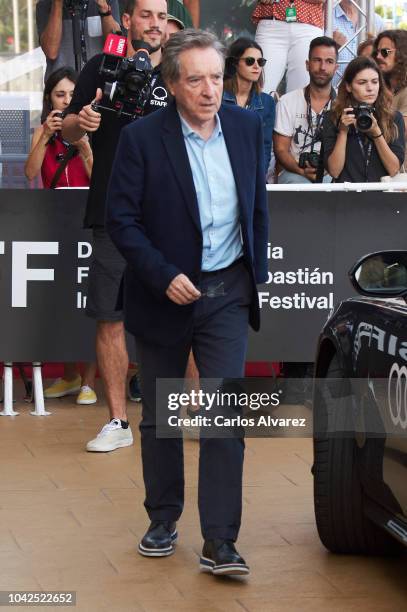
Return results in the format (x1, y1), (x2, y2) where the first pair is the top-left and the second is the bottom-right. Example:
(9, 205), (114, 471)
(79, 1), (89, 66)
(66, 0), (89, 67)
(356, 131), (373, 182)
(301, 86), (334, 153)
(50, 144), (77, 189)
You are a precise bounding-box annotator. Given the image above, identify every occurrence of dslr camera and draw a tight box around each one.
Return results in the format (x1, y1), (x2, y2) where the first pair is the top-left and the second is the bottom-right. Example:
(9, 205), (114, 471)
(93, 34), (154, 120)
(298, 151), (321, 169)
(349, 104), (375, 131)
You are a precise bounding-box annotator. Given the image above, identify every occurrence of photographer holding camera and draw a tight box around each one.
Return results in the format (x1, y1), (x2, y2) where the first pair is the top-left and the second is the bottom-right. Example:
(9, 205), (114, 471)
(273, 36), (338, 184)
(25, 67), (93, 187)
(322, 56), (405, 182)
(37, 0), (121, 80)
(62, 0), (170, 452)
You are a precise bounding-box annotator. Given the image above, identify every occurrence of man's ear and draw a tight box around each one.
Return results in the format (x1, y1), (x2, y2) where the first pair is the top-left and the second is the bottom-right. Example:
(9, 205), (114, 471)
(122, 12), (131, 31)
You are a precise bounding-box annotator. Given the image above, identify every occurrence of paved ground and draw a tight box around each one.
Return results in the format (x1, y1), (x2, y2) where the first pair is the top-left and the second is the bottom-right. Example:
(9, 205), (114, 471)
(0, 388), (406, 612)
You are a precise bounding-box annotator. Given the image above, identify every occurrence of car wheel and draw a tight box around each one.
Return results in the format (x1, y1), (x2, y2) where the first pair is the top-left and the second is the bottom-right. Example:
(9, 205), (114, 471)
(313, 353), (402, 555)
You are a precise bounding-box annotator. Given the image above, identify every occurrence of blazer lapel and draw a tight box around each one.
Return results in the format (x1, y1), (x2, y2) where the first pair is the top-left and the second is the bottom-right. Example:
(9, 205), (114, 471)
(161, 103), (202, 235)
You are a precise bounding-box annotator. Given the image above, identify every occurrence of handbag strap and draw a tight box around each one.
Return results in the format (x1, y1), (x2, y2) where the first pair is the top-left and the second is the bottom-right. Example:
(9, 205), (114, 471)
(50, 144), (77, 189)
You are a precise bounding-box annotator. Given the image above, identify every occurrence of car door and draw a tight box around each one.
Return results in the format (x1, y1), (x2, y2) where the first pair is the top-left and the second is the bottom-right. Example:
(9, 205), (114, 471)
(365, 298), (407, 519)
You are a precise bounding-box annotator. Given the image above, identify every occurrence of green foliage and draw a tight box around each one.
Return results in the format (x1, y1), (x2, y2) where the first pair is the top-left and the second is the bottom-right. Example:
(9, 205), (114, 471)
(0, 0), (35, 53)
(375, 5), (394, 20)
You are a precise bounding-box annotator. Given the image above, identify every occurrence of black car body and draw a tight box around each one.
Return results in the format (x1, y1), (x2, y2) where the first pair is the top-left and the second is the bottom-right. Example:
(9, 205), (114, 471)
(312, 250), (407, 554)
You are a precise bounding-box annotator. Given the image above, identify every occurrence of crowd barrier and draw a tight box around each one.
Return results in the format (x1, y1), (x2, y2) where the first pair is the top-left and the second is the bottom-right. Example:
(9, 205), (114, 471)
(1, 185), (406, 414)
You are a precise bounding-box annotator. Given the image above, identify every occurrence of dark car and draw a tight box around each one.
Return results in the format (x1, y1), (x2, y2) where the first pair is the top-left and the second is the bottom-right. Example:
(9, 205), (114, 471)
(312, 250), (407, 555)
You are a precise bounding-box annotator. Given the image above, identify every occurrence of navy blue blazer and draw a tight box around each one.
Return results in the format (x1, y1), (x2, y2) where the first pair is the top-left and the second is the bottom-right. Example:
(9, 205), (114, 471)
(106, 101), (269, 346)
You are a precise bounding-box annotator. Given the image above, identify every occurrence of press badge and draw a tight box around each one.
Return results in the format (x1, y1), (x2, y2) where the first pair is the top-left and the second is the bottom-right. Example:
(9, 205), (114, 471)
(285, 2), (297, 22)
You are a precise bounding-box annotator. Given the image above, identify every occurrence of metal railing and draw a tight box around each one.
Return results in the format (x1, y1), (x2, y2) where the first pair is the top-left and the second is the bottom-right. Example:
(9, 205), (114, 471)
(325, 0), (377, 74)
(267, 182), (407, 191)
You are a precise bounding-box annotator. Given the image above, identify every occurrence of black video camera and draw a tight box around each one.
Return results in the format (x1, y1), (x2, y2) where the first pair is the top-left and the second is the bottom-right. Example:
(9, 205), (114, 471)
(93, 35), (154, 120)
(349, 105), (375, 131)
(298, 151), (321, 169)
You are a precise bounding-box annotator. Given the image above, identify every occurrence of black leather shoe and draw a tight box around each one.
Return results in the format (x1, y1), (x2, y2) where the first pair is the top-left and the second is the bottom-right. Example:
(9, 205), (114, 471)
(138, 521), (177, 557)
(200, 539), (249, 576)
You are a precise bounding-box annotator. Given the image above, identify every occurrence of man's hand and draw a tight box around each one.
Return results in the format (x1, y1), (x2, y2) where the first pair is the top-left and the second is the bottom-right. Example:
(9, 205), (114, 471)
(302, 162), (317, 182)
(78, 88), (103, 133)
(95, 0), (110, 10)
(333, 30), (347, 47)
(166, 274), (201, 305)
(95, 0), (121, 37)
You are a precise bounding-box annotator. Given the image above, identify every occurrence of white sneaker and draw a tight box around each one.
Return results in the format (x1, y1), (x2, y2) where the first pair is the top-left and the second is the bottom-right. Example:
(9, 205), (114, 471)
(86, 419), (133, 452)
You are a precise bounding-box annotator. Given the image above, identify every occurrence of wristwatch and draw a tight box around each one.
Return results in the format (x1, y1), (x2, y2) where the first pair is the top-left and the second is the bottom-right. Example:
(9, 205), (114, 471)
(98, 4), (112, 17)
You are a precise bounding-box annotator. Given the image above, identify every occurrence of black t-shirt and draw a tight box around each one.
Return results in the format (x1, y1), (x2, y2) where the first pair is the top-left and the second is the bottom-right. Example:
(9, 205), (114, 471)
(66, 53), (170, 227)
(322, 110), (405, 182)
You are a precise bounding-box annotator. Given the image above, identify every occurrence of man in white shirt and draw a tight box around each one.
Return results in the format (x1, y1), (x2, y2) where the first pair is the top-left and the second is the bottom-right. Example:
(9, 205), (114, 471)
(274, 36), (338, 183)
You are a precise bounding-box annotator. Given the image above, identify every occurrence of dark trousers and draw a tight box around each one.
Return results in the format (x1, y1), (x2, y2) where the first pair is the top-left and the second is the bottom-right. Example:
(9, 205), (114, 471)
(136, 261), (253, 541)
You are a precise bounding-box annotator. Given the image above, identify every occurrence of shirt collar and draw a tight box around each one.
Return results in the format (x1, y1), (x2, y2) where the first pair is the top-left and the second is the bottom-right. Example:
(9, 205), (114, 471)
(178, 111), (222, 140)
(335, 4), (350, 21)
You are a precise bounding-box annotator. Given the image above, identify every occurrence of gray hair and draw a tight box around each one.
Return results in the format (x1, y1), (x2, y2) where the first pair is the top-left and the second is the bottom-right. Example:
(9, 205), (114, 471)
(161, 28), (225, 83)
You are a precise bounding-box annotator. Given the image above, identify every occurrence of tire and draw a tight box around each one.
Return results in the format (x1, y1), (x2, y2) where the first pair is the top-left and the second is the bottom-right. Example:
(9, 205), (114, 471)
(313, 353), (403, 555)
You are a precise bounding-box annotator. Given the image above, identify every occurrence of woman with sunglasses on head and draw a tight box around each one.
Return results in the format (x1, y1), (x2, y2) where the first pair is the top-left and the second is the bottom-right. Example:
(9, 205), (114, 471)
(322, 56), (405, 182)
(25, 66), (97, 406)
(373, 30), (407, 141)
(223, 38), (276, 179)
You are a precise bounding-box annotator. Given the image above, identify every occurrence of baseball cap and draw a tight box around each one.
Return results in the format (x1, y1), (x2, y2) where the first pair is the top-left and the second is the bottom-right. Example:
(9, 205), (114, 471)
(167, 14), (185, 30)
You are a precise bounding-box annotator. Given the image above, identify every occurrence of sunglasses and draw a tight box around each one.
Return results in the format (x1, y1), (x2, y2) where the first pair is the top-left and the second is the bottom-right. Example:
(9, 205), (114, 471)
(240, 56), (267, 67)
(373, 48), (395, 59)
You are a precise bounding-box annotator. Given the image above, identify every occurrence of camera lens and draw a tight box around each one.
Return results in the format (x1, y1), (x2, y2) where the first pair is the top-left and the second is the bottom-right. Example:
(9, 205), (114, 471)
(309, 152), (320, 168)
(355, 106), (373, 131)
(356, 113), (373, 130)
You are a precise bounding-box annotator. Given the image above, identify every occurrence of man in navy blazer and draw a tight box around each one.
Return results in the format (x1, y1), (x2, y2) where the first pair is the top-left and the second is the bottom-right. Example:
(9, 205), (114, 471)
(106, 28), (268, 576)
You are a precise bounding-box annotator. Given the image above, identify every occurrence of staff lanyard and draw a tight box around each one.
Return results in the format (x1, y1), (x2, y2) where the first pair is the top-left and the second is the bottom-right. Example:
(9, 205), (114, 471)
(356, 131), (373, 182)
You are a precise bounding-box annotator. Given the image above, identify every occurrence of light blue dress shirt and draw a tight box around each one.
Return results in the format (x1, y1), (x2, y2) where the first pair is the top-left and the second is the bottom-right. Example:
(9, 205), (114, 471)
(179, 112), (243, 272)
(333, 4), (385, 87)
